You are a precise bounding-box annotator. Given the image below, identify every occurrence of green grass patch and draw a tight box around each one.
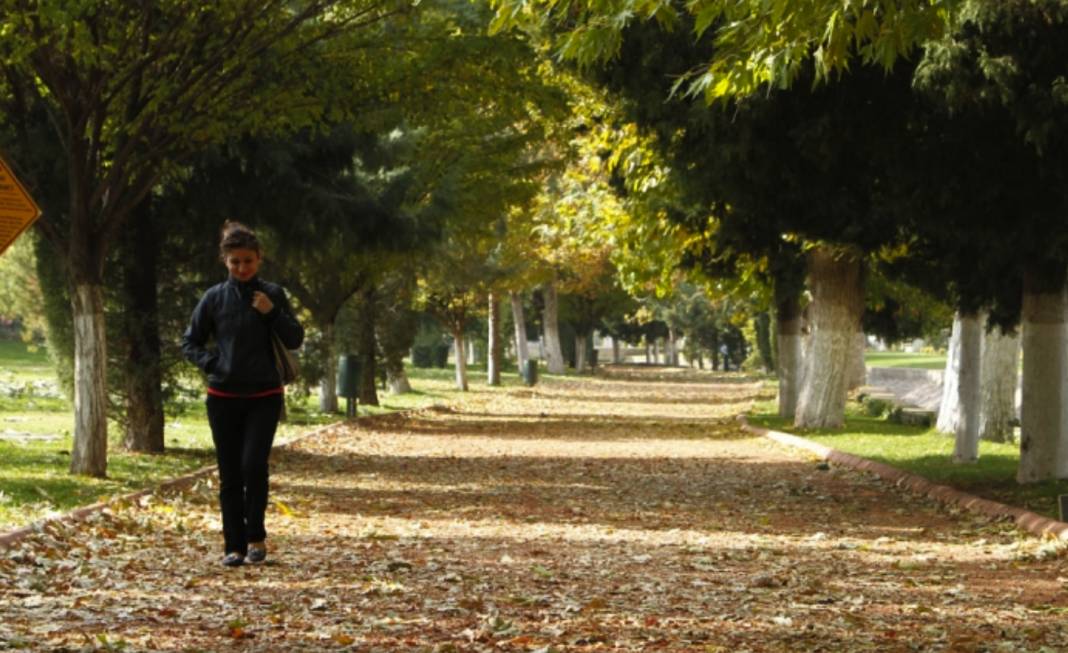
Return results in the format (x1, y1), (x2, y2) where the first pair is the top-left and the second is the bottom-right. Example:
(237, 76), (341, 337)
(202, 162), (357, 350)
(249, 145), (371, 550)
(0, 339), (50, 368)
(864, 351), (946, 370)
(749, 402), (1068, 520)
(0, 439), (215, 529)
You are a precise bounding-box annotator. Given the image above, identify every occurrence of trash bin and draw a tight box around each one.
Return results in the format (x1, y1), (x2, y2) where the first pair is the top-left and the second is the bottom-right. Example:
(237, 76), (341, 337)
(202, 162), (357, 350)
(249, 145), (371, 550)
(522, 359), (538, 386)
(337, 354), (361, 417)
(337, 355), (361, 397)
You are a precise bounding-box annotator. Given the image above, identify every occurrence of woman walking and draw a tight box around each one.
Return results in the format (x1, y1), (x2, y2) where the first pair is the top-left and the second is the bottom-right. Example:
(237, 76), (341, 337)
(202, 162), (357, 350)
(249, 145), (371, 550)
(182, 221), (304, 567)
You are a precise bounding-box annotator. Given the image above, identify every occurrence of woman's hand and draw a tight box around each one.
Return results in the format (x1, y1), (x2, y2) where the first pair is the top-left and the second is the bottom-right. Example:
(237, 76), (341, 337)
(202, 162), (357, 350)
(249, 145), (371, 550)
(252, 291), (274, 314)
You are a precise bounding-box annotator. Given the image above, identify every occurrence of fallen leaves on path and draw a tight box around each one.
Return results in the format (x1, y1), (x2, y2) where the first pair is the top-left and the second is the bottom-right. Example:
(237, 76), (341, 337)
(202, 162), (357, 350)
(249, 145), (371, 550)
(1, 367), (1067, 652)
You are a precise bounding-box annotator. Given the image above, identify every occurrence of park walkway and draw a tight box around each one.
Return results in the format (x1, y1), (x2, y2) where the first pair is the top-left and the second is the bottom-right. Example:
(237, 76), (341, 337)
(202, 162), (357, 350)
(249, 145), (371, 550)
(2, 367), (1067, 652)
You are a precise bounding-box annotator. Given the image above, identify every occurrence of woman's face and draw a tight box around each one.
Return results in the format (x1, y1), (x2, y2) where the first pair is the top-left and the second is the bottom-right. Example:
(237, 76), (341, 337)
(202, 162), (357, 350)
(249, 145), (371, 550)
(224, 248), (261, 282)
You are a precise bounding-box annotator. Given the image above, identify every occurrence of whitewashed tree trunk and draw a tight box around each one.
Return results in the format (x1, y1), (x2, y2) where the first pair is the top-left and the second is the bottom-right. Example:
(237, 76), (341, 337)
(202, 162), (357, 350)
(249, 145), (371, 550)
(652, 339), (660, 364)
(667, 327), (679, 366)
(644, 340), (651, 364)
(319, 321), (339, 413)
(953, 312), (982, 463)
(575, 333), (588, 373)
(847, 331), (867, 391)
(936, 314), (963, 434)
(612, 339), (622, 364)
(1018, 286), (1068, 483)
(488, 292), (502, 386)
(979, 326), (1020, 443)
(453, 333), (469, 391)
(542, 282), (566, 374)
(387, 367), (412, 395)
(70, 284), (108, 477)
(777, 317), (803, 420)
(794, 247), (864, 429)
(510, 291), (529, 371)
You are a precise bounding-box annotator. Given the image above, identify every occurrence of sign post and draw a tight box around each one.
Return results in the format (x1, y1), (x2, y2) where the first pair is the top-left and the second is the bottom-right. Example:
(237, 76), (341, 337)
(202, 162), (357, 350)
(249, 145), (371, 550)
(0, 157), (42, 256)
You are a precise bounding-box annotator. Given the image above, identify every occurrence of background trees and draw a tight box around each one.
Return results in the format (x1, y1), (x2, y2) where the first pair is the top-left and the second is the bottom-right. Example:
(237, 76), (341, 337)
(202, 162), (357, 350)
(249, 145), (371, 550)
(0, 0), (401, 475)
(5, 0), (1068, 487)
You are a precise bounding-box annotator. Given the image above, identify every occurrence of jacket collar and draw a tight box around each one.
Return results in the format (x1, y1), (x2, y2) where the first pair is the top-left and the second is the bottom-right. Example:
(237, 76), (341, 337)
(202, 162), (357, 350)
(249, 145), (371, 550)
(226, 276), (261, 297)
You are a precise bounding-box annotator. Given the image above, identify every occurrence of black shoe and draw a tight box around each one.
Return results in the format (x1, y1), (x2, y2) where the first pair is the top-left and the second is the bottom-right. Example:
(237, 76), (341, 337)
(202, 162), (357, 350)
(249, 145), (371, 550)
(247, 545), (266, 563)
(222, 552), (245, 567)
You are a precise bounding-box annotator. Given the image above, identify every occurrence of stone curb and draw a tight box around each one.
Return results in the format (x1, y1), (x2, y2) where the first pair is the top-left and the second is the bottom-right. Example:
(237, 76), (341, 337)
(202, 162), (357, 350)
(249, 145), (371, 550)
(0, 416), (351, 551)
(740, 416), (1068, 541)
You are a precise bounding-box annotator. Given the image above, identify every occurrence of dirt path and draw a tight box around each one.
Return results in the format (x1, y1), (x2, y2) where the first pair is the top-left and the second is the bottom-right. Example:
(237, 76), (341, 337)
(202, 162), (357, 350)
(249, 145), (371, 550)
(2, 368), (1067, 652)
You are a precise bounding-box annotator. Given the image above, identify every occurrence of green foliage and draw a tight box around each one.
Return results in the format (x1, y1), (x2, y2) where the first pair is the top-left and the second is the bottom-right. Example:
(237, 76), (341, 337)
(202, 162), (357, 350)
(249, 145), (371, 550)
(903, 0), (1068, 312)
(32, 234), (75, 400)
(0, 236), (45, 342)
(491, 0), (956, 101)
(861, 395), (895, 418)
(863, 267), (955, 345)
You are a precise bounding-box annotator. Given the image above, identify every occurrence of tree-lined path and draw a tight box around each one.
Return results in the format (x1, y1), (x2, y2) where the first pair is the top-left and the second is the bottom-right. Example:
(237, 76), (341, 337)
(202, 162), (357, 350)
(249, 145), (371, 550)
(3, 368), (1068, 651)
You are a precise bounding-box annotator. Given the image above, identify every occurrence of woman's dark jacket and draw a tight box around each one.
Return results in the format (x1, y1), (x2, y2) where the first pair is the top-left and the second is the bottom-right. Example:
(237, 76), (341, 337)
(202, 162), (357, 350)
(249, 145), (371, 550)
(181, 277), (304, 394)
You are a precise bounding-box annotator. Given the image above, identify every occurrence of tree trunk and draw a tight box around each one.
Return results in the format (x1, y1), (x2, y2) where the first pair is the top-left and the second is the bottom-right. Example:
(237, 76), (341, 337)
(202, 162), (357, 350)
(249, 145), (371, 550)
(387, 366), (412, 395)
(936, 314), (963, 434)
(70, 283), (108, 477)
(453, 331), (469, 391)
(509, 291), (529, 371)
(358, 285), (379, 407)
(667, 327), (678, 366)
(488, 292), (502, 386)
(644, 340), (651, 364)
(319, 320), (339, 413)
(121, 202), (164, 453)
(652, 339), (660, 364)
(755, 312), (775, 373)
(575, 333), (588, 373)
(979, 326), (1019, 443)
(794, 247), (864, 430)
(1018, 283), (1068, 483)
(953, 312), (982, 463)
(612, 339), (622, 364)
(542, 282), (566, 374)
(847, 331), (867, 391)
(776, 293), (803, 420)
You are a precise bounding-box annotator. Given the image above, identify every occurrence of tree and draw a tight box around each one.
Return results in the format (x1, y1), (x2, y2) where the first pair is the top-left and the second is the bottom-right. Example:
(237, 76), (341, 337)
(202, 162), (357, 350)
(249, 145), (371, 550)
(577, 15), (916, 425)
(0, 0), (397, 476)
(903, 0), (1068, 478)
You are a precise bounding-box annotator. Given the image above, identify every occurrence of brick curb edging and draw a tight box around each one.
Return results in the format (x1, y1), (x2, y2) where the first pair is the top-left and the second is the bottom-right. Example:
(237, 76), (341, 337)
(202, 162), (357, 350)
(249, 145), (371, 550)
(0, 414), (362, 551)
(739, 416), (1068, 541)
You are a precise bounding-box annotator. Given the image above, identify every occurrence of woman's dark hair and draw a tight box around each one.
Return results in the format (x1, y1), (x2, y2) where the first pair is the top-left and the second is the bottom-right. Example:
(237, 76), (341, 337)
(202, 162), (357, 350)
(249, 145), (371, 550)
(218, 220), (261, 260)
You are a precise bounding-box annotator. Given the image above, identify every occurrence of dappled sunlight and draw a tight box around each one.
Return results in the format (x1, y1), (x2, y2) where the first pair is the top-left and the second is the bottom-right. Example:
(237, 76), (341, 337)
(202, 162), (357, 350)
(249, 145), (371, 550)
(2, 370), (1067, 651)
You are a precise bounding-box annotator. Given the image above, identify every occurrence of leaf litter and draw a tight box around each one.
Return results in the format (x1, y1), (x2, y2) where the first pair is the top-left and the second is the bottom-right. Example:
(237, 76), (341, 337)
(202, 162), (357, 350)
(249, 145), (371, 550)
(1, 367), (1066, 651)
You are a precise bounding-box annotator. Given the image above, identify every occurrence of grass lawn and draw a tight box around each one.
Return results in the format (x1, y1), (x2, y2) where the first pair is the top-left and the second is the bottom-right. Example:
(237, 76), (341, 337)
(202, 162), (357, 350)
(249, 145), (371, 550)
(0, 337), (538, 532)
(748, 402), (1068, 521)
(864, 350), (947, 370)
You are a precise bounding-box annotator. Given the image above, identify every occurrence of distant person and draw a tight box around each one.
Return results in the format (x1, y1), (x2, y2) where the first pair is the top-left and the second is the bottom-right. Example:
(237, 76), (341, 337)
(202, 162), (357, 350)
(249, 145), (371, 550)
(181, 221), (304, 567)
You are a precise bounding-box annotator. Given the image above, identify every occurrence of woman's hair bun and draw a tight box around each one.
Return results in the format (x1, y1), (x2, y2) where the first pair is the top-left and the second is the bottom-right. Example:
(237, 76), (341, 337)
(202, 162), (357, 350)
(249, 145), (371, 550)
(219, 220), (260, 258)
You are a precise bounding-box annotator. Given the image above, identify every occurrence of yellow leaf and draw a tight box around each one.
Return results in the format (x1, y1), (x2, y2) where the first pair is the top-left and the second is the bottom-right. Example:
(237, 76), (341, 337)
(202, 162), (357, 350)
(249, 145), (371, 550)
(275, 500), (297, 517)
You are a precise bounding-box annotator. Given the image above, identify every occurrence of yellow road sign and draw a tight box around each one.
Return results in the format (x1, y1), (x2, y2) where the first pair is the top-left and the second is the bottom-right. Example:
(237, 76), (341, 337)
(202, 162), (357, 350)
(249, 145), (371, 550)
(0, 156), (43, 256)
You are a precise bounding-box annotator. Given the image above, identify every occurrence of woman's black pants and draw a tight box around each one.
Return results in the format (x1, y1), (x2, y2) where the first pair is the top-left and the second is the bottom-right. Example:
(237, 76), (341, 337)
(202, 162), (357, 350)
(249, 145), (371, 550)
(206, 394), (282, 555)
